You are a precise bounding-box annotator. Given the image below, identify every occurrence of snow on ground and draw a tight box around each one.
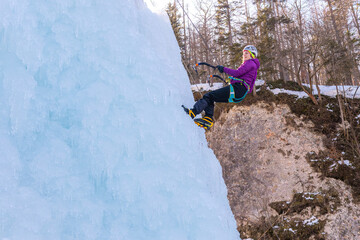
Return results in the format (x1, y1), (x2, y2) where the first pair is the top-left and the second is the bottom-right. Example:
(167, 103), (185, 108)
(192, 80), (360, 99)
(191, 82), (224, 92)
(303, 84), (360, 99)
(270, 88), (309, 98)
(303, 216), (320, 226)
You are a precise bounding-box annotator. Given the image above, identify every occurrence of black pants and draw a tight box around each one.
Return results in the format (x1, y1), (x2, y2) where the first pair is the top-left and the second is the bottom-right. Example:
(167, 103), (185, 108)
(192, 83), (248, 118)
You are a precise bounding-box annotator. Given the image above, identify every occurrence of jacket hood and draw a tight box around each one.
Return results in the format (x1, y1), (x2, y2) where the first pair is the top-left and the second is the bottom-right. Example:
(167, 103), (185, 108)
(251, 58), (260, 69)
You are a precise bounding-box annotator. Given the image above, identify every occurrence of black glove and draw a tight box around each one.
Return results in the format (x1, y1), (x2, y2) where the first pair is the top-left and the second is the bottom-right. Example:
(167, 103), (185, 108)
(216, 65), (224, 73)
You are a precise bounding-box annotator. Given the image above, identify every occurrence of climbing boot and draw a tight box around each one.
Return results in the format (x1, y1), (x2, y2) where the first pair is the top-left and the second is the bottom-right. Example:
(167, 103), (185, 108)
(182, 105), (195, 119)
(194, 116), (213, 130)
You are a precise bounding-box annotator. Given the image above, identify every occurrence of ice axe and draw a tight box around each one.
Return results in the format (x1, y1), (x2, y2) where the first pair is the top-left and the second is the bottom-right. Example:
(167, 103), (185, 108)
(192, 62), (217, 74)
(206, 74), (227, 85)
(193, 62), (228, 85)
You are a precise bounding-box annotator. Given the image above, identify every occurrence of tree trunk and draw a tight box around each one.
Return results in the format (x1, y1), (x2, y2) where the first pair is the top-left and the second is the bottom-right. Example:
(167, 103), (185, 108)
(336, 85), (346, 133)
(274, 1), (289, 82)
(182, 0), (187, 61)
(326, 0), (343, 45)
(244, 0), (251, 43)
(350, 2), (360, 36)
(226, 0), (233, 47)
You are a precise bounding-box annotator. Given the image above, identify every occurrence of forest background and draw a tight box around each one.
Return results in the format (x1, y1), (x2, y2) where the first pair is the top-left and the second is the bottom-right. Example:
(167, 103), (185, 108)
(166, 0), (360, 104)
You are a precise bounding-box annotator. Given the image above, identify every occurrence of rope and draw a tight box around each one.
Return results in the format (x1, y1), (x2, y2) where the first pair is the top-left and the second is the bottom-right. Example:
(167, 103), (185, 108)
(175, 0), (220, 65)
(175, 0), (225, 121)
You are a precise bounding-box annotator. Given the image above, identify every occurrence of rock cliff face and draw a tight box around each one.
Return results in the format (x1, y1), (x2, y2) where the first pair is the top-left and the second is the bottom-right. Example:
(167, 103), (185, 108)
(206, 102), (360, 239)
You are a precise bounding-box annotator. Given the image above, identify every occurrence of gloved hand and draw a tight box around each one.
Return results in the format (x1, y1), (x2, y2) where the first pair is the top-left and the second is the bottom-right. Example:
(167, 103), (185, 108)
(216, 65), (224, 73)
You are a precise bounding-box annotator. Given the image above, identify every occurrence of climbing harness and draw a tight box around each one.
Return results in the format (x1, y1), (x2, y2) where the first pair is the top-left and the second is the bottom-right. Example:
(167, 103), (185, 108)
(228, 77), (250, 103)
(228, 76), (250, 91)
(228, 84), (248, 103)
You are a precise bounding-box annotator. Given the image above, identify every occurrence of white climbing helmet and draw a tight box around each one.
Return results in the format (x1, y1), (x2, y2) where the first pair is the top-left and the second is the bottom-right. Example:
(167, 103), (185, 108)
(243, 45), (258, 58)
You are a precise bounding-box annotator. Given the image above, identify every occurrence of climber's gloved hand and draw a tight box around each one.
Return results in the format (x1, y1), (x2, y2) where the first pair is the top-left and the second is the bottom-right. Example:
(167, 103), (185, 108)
(216, 65), (224, 73)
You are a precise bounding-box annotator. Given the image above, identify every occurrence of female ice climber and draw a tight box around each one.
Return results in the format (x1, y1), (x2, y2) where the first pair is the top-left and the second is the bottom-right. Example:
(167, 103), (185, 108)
(183, 45), (260, 130)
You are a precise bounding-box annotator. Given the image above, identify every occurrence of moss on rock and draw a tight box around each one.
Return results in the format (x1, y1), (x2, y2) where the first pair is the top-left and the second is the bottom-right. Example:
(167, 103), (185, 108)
(193, 80), (360, 201)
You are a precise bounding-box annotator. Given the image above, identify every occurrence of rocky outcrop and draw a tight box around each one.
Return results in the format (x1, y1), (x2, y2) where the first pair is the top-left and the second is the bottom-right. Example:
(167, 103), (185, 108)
(206, 102), (360, 239)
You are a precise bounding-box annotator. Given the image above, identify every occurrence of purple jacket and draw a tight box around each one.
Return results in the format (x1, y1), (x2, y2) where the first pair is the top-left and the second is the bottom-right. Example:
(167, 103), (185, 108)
(223, 58), (260, 93)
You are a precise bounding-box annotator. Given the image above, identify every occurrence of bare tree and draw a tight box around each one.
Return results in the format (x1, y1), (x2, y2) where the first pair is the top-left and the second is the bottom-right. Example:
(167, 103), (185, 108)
(193, 0), (216, 64)
(168, 0), (360, 92)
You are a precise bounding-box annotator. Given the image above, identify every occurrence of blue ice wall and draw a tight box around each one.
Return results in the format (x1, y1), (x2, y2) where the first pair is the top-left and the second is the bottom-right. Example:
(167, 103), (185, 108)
(0, 0), (239, 239)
